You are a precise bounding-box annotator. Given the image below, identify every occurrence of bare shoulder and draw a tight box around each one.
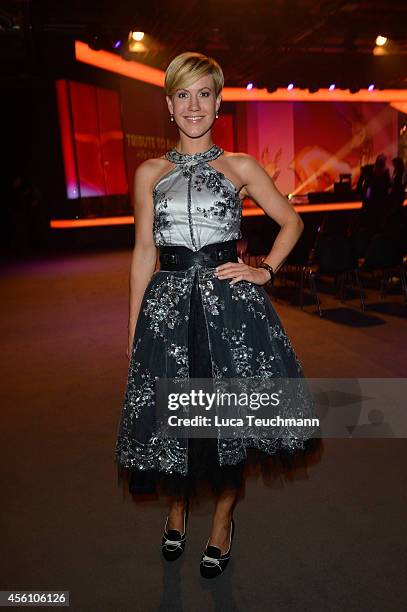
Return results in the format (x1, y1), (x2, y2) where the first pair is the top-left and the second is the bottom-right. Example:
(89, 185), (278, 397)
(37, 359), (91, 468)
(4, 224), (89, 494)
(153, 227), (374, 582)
(223, 151), (260, 172)
(134, 156), (166, 179)
(223, 151), (257, 161)
(133, 156), (173, 190)
(221, 151), (263, 197)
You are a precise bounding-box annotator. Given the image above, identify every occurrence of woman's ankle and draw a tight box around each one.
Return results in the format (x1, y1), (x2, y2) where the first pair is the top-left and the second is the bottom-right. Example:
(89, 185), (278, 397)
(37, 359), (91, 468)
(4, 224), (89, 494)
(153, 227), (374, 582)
(212, 510), (233, 525)
(168, 498), (187, 514)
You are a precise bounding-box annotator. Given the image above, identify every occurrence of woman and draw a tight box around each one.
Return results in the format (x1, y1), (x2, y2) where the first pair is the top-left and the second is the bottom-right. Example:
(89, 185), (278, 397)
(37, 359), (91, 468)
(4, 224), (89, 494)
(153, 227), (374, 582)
(115, 51), (319, 579)
(380, 156), (406, 244)
(362, 153), (391, 236)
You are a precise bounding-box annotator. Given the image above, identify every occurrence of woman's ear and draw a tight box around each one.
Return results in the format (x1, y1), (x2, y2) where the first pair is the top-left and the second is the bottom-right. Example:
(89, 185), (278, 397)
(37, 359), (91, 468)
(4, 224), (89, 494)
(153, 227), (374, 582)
(166, 95), (173, 115)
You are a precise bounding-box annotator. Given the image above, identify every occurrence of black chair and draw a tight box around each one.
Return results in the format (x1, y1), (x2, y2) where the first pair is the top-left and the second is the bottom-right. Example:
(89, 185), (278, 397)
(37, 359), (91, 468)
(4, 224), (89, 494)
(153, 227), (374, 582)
(349, 226), (372, 259)
(313, 233), (366, 314)
(360, 233), (407, 303)
(281, 226), (322, 314)
(280, 211), (361, 316)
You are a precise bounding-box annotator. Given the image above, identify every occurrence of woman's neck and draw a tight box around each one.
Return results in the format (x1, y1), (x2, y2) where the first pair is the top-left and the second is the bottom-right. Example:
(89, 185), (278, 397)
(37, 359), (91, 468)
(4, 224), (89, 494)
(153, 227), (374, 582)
(175, 139), (214, 155)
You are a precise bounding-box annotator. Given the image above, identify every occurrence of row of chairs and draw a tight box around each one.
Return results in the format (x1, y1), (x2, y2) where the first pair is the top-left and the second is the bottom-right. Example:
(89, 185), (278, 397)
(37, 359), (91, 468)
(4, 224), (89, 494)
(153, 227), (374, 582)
(239, 216), (407, 317)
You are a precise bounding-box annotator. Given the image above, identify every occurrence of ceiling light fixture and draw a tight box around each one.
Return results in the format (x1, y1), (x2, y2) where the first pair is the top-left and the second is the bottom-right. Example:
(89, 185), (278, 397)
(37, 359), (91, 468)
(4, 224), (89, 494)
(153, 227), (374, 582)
(375, 35), (387, 47)
(131, 31), (145, 41)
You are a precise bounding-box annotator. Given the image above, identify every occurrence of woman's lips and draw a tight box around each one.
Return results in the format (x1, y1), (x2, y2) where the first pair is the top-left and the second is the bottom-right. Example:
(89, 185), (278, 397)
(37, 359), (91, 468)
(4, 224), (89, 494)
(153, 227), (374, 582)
(184, 116), (205, 123)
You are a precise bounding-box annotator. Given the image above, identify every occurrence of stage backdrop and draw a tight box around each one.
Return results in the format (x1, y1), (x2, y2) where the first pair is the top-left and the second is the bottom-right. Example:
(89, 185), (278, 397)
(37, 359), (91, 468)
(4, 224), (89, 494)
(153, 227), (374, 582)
(235, 101), (399, 196)
(119, 78), (400, 204)
(56, 77), (401, 206)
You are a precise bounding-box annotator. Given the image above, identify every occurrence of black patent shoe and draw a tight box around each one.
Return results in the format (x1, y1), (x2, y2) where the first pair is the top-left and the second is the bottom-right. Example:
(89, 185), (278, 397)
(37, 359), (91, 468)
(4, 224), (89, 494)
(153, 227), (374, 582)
(161, 502), (189, 562)
(200, 518), (235, 578)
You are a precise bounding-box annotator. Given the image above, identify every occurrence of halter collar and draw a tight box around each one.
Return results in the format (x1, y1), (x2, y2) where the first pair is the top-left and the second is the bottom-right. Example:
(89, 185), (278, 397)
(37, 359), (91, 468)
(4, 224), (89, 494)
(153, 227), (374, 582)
(165, 144), (224, 165)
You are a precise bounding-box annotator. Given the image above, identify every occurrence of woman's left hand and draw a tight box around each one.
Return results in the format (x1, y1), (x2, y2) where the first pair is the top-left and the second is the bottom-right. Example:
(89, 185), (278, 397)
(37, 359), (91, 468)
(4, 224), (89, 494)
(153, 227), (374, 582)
(214, 257), (271, 286)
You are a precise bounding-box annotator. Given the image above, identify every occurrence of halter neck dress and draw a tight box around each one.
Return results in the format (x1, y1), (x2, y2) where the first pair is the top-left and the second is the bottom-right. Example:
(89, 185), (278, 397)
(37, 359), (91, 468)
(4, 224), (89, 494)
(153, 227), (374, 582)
(115, 144), (320, 498)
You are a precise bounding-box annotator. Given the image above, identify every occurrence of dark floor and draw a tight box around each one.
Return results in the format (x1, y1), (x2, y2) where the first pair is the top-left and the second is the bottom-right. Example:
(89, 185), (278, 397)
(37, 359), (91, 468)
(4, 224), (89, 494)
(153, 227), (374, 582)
(1, 249), (407, 612)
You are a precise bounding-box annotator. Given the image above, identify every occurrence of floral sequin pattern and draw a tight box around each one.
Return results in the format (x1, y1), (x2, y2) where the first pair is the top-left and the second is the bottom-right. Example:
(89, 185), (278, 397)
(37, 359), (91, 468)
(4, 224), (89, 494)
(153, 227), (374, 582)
(221, 322), (254, 377)
(198, 267), (225, 316)
(255, 351), (277, 378)
(167, 343), (189, 381)
(119, 365), (157, 424)
(152, 189), (172, 245)
(116, 435), (188, 474)
(193, 165), (242, 239)
(230, 281), (267, 319)
(142, 272), (194, 339)
(174, 160), (242, 239)
(269, 323), (302, 371)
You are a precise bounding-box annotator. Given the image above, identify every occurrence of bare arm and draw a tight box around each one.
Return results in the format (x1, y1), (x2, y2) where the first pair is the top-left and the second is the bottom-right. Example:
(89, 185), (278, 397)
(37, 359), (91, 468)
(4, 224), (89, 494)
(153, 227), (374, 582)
(241, 154), (303, 273)
(126, 161), (159, 358)
(215, 154), (304, 285)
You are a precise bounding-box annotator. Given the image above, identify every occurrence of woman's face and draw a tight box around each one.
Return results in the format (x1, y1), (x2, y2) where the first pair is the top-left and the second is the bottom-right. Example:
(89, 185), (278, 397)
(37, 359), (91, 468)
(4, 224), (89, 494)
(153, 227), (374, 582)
(166, 74), (221, 138)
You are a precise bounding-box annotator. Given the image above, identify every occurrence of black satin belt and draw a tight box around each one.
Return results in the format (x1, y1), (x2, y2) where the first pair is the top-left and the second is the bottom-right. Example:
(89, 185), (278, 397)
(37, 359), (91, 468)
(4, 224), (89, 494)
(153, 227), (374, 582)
(159, 239), (238, 271)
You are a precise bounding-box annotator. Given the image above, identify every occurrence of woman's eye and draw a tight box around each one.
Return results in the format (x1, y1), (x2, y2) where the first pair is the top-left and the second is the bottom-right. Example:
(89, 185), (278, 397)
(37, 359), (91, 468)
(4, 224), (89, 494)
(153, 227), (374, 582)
(177, 91), (210, 98)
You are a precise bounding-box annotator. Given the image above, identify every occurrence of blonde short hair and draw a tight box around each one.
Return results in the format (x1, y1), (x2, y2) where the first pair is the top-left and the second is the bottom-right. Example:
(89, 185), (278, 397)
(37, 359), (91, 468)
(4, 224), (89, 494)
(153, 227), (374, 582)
(164, 51), (224, 98)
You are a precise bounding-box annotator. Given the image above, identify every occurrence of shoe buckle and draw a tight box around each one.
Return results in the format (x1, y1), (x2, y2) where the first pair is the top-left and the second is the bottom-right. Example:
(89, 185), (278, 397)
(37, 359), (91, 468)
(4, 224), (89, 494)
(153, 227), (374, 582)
(163, 538), (183, 550)
(201, 553), (225, 572)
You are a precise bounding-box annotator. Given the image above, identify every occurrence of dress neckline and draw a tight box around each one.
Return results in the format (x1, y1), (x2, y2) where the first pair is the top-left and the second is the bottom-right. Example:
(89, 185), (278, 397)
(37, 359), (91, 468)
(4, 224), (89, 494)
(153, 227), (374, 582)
(165, 144), (224, 165)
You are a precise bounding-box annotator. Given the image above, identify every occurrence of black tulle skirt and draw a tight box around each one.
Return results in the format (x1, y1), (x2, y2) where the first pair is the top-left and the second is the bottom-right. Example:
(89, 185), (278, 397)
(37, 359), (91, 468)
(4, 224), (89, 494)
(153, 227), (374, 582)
(121, 271), (322, 502)
(126, 271), (245, 500)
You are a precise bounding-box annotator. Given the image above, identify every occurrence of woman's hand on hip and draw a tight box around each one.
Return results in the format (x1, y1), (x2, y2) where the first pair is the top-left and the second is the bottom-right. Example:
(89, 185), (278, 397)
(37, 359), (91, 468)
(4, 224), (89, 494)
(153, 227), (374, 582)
(214, 257), (271, 286)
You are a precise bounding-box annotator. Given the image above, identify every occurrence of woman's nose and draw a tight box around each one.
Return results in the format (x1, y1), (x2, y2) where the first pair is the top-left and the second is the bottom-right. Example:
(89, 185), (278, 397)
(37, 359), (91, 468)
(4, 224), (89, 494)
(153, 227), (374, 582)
(188, 96), (200, 110)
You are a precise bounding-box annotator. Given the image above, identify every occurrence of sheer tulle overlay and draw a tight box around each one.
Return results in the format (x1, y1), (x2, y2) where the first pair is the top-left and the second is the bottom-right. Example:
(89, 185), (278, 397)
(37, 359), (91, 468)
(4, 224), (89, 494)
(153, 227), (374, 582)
(116, 271), (322, 503)
(121, 272), (245, 500)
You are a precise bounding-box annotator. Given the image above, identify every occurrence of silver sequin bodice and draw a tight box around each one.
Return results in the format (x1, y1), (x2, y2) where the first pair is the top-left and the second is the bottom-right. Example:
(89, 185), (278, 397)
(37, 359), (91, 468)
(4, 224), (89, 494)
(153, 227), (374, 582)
(152, 144), (242, 251)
